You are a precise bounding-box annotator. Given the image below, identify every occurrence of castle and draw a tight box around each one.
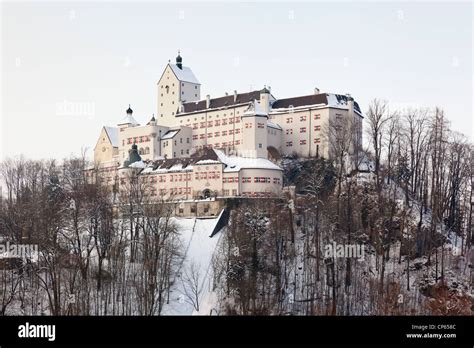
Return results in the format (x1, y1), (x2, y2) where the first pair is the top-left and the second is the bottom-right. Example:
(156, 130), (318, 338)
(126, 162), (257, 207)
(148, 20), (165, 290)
(89, 52), (363, 207)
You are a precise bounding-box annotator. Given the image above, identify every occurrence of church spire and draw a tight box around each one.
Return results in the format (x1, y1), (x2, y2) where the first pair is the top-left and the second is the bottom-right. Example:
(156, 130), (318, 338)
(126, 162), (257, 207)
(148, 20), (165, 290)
(176, 50), (182, 69)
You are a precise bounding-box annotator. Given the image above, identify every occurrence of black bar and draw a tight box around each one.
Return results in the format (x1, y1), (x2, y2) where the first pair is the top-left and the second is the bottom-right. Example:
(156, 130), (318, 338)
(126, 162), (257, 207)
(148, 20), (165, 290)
(0, 316), (472, 346)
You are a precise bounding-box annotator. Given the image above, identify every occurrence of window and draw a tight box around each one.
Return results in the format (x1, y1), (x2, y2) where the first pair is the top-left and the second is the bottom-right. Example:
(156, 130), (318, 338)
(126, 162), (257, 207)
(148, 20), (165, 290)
(242, 177), (251, 183)
(235, 129), (240, 134)
(232, 189), (237, 196)
(187, 137), (190, 143)
(180, 138), (183, 143)
(286, 129), (293, 135)
(314, 125), (321, 131)
(314, 114), (321, 120)
(214, 131), (220, 137)
(258, 143), (262, 148)
(300, 115), (307, 122)
(300, 127), (307, 133)
(286, 141), (293, 147)
(300, 140), (307, 145)
(286, 117), (293, 123)
(193, 134), (198, 140)
(314, 138), (321, 144)
(273, 177), (281, 184)
(174, 140), (177, 146)
(254, 177), (270, 183)
(207, 133), (213, 138)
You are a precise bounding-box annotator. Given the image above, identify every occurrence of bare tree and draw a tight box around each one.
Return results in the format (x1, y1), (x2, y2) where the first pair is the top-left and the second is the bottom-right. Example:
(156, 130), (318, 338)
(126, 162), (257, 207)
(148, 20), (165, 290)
(180, 261), (203, 312)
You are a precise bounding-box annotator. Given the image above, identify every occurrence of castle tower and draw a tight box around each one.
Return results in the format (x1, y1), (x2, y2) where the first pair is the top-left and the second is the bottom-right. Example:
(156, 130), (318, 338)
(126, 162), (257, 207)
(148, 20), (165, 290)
(240, 100), (268, 159)
(157, 51), (201, 127)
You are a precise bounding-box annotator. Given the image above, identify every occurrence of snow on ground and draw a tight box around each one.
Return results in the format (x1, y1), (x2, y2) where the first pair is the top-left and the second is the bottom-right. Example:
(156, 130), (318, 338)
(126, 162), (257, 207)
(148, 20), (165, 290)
(161, 216), (223, 315)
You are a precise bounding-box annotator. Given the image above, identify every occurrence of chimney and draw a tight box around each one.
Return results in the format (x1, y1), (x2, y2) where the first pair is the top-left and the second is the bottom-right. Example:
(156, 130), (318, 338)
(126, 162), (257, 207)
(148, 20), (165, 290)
(206, 95), (211, 109)
(346, 93), (354, 115)
(234, 90), (238, 103)
(314, 87), (320, 94)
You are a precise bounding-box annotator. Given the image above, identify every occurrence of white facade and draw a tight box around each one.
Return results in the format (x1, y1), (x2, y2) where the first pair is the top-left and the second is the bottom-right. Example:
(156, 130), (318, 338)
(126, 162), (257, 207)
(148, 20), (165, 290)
(92, 52), (363, 200)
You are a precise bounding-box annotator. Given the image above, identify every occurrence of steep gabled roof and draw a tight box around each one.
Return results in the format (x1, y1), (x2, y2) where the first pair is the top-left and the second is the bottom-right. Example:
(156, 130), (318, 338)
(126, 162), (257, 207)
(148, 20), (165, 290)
(118, 113), (139, 126)
(161, 129), (180, 140)
(169, 64), (200, 84)
(104, 126), (119, 147)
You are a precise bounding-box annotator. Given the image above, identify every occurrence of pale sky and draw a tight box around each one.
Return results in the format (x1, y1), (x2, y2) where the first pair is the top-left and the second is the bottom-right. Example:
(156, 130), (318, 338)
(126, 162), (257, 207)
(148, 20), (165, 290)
(1, 1), (472, 161)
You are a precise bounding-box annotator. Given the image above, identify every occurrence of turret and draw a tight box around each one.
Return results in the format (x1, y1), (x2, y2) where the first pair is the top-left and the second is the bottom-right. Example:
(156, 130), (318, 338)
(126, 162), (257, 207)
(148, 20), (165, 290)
(260, 86), (271, 114)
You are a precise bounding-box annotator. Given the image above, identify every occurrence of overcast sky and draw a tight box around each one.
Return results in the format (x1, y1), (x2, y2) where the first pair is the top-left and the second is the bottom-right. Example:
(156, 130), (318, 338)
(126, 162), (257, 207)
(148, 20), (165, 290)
(1, 1), (472, 161)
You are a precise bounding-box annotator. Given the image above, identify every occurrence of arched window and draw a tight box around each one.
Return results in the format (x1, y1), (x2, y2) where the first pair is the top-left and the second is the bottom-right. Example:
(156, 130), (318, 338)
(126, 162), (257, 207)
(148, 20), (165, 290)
(145, 147), (150, 155)
(165, 85), (169, 94)
(139, 148), (144, 155)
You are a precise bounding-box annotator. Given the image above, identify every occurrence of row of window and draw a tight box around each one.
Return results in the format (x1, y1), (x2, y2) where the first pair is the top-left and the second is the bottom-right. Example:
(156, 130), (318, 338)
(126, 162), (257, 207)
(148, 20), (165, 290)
(241, 192), (275, 197)
(286, 114), (321, 123)
(284, 125), (321, 135)
(193, 118), (242, 129)
(161, 82), (198, 89)
(180, 111), (239, 124)
(148, 187), (193, 196)
(222, 189), (239, 196)
(195, 171), (221, 180)
(222, 177), (240, 183)
(125, 136), (150, 145)
(285, 138), (321, 147)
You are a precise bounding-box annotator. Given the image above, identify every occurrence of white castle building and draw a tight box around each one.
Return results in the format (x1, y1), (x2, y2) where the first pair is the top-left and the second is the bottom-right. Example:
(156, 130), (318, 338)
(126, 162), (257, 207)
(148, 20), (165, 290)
(90, 52), (363, 202)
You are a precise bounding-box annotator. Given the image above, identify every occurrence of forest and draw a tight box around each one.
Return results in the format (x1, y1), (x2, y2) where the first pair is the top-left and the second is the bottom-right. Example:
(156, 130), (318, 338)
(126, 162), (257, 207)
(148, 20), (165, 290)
(0, 100), (472, 315)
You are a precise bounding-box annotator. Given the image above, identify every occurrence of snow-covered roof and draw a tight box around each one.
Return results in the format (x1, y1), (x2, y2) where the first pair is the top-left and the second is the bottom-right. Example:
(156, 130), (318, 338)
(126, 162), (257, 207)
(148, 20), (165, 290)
(104, 126), (119, 147)
(129, 160), (146, 169)
(214, 149), (282, 172)
(161, 129), (180, 140)
(195, 159), (221, 165)
(169, 64), (200, 85)
(267, 121), (282, 130)
(243, 100), (268, 117)
(270, 93), (363, 116)
(117, 113), (139, 126)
